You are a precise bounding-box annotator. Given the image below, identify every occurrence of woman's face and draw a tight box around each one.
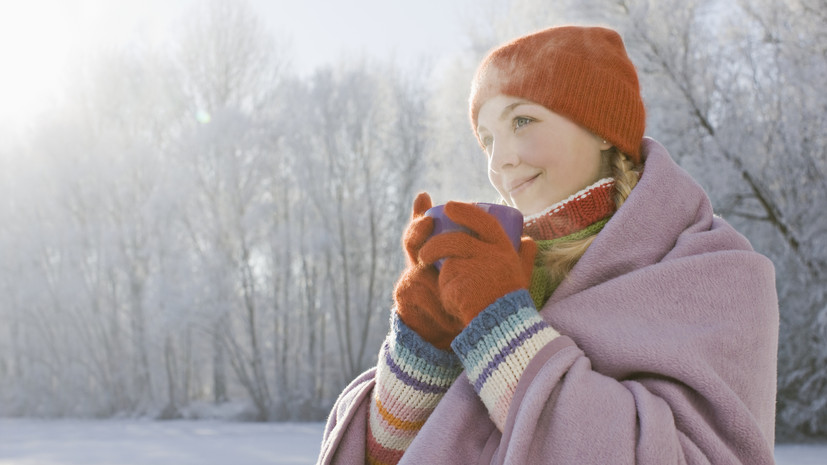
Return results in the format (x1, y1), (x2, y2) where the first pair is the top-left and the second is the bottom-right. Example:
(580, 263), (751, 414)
(476, 95), (611, 216)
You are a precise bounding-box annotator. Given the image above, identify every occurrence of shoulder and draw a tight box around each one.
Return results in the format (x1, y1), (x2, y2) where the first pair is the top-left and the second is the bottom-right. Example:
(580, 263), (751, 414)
(551, 138), (771, 301)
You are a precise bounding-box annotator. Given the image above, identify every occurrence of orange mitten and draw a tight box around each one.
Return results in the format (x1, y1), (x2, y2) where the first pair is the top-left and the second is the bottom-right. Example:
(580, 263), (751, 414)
(393, 193), (464, 350)
(419, 201), (537, 325)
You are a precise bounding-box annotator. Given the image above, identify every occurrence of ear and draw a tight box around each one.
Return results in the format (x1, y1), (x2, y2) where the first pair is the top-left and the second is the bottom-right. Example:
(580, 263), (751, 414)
(598, 137), (613, 151)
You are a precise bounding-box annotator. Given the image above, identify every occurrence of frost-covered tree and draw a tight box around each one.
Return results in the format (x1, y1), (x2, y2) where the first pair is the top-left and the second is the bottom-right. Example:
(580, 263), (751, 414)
(171, 0), (289, 420)
(282, 61), (431, 391)
(0, 43), (188, 416)
(612, 0), (826, 440)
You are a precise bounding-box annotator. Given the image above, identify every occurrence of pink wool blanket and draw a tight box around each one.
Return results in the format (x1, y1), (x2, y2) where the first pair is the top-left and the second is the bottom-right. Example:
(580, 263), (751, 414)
(317, 138), (779, 464)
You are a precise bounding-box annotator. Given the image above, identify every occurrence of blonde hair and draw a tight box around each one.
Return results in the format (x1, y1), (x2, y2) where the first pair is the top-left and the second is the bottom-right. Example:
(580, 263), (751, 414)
(539, 147), (641, 284)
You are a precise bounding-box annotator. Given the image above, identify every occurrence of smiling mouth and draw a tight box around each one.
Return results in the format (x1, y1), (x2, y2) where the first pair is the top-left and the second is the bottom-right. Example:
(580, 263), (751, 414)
(508, 174), (540, 196)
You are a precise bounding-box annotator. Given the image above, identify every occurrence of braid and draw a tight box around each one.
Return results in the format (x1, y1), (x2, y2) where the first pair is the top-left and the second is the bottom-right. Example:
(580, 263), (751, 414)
(539, 147), (641, 285)
(609, 147), (641, 210)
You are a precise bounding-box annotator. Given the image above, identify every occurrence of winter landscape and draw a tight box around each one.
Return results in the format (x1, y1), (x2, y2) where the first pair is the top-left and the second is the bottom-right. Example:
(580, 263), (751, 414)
(1, 0), (825, 463)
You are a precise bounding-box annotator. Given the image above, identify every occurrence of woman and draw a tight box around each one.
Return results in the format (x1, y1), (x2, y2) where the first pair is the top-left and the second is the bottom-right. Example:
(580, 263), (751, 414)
(317, 26), (778, 464)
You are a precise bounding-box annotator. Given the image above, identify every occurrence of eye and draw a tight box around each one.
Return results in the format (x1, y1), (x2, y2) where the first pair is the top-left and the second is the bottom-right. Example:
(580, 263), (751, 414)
(513, 116), (534, 131)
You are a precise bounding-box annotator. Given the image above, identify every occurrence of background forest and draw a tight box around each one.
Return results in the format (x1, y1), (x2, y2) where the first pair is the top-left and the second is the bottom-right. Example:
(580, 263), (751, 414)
(0, 0), (824, 442)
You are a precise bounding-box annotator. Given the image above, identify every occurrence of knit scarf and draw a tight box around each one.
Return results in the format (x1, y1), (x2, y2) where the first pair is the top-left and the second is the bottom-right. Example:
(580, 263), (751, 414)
(524, 178), (616, 308)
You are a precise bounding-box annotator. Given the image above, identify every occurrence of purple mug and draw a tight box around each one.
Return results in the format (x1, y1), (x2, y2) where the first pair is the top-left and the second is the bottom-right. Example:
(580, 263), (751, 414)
(424, 202), (524, 270)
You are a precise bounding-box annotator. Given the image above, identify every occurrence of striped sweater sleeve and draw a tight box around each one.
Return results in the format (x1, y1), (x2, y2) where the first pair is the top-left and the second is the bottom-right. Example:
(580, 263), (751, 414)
(451, 289), (560, 431)
(367, 313), (463, 465)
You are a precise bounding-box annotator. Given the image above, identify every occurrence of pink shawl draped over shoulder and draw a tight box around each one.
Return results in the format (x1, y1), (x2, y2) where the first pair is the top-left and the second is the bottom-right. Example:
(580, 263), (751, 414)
(317, 138), (779, 464)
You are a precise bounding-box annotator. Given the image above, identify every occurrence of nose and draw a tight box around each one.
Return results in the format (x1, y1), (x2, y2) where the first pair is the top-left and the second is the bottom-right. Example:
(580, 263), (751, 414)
(488, 137), (519, 173)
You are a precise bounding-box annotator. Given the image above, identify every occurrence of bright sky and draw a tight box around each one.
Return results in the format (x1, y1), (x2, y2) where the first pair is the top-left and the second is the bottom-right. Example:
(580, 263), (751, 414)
(251, 0), (477, 73)
(0, 0), (476, 133)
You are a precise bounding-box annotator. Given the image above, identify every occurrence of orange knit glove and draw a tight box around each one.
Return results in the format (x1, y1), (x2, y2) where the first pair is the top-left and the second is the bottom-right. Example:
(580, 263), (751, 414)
(419, 201), (537, 326)
(393, 193), (464, 350)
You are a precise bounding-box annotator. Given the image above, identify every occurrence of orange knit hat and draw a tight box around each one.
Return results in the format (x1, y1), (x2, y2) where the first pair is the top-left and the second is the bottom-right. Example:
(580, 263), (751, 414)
(469, 26), (646, 162)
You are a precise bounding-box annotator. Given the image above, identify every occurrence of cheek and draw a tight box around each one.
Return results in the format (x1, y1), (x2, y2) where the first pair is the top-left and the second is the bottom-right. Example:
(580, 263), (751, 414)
(515, 132), (554, 167)
(522, 129), (600, 176)
(570, 138), (605, 179)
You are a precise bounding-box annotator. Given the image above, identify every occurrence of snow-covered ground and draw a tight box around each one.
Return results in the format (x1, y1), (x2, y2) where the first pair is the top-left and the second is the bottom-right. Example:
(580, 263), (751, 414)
(0, 418), (825, 464)
(0, 419), (324, 465)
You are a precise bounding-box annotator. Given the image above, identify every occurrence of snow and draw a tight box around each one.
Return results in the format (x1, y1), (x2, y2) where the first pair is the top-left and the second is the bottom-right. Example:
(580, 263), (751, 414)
(0, 418), (825, 464)
(774, 443), (827, 465)
(0, 419), (324, 465)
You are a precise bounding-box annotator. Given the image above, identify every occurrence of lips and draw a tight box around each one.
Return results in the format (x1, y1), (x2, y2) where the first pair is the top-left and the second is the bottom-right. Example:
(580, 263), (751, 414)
(507, 173), (540, 196)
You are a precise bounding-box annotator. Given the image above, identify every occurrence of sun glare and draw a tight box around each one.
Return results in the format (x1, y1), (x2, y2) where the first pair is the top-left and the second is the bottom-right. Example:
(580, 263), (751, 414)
(0, 0), (181, 133)
(0, 2), (78, 129)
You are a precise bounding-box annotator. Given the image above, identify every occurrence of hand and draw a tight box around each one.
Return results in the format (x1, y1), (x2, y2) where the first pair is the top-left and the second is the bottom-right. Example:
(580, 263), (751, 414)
(419, 201), (537, 326)
(393, 193), (464, 350)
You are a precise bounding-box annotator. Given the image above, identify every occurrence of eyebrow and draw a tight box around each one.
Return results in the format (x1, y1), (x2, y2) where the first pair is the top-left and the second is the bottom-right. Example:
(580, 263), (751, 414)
(500, 101), (530, 120)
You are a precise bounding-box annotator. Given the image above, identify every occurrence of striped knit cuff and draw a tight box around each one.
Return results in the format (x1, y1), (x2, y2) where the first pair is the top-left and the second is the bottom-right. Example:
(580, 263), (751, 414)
(367, 314), (463, 465)
(451, 289), (560, 430)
